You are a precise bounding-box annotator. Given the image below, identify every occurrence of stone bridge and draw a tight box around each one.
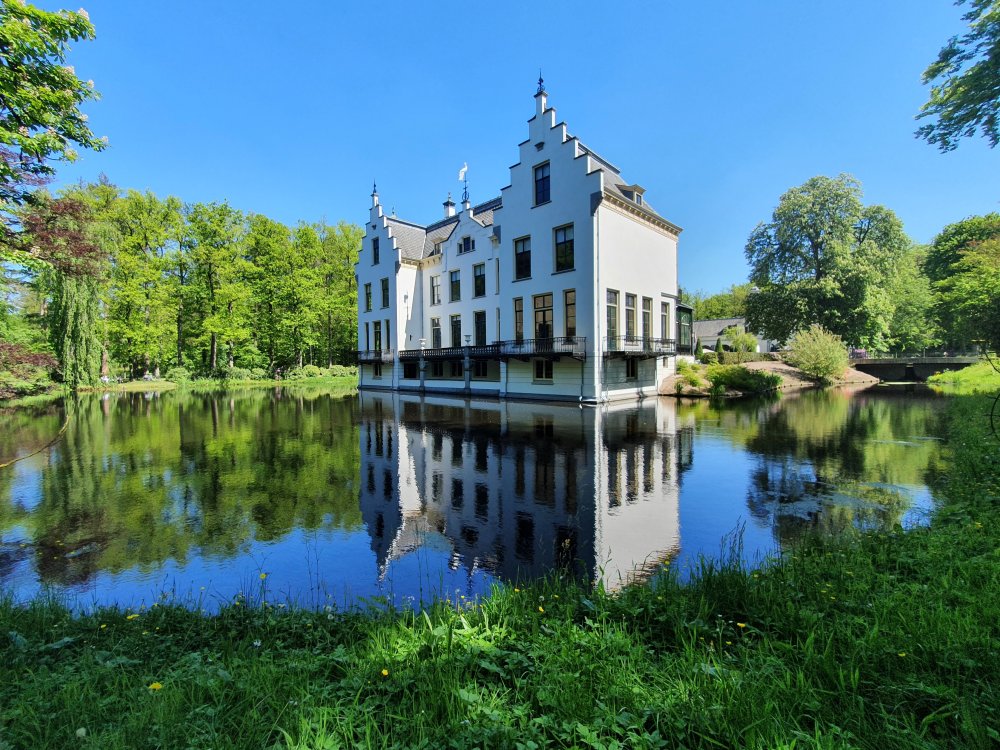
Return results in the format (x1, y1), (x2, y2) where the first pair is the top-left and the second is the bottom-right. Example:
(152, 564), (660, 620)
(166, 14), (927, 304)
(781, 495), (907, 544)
(849, 356), (979, 382)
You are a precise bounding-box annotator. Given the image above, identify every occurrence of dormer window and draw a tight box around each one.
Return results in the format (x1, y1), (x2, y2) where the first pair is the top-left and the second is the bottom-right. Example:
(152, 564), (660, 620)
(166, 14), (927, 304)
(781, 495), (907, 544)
(433, 242), (442, 255)
(620, 184), (645, 207)
(459, 236), (475, 254)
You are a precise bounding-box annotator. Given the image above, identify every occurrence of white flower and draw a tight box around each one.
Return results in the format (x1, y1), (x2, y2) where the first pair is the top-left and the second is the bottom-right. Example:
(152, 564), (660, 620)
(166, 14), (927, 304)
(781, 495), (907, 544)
(77, 8), (89, 20)
(252, 639), (262, 648)
(75, 728), (87, 738)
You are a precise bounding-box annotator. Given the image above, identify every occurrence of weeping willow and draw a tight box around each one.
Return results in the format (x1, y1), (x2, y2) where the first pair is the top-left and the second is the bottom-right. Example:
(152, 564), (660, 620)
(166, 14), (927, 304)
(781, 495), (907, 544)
(49, 273), (103, 388)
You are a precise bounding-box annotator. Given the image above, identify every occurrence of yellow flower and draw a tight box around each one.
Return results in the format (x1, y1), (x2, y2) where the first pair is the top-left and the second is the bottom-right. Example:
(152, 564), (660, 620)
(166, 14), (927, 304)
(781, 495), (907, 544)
(126, 614), (140, 621)
(898, 652), (907, 657)
(99, 624), (107, 629)
(259, 572), (268, 580)
(736, 622), (747, 629)
(725, 641), (732, 645)
(381, 669), (389, 677)
(538, 606), (545, 613)
(148, 682), (163, 691)
(513, 588), (520, 593)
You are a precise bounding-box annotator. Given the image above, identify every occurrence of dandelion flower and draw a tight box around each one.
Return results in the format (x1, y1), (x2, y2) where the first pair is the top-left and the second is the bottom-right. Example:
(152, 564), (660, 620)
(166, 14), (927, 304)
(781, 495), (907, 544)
(99, 624), (107, 629)
(736, 622), (747, 629)
(126, 614), (140, 621)
(381, 669), (389, 677)
(148, 682), (163, 691)
(259, 572), (268, 580)
(538, 606), (545, 613)
(898, 652), (907, 657)
(513, 588), (520, 593)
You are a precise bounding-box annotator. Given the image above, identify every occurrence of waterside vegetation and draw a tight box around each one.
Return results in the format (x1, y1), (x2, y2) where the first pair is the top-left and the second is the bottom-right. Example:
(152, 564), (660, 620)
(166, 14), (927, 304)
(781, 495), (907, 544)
(1, 388), (994, 749)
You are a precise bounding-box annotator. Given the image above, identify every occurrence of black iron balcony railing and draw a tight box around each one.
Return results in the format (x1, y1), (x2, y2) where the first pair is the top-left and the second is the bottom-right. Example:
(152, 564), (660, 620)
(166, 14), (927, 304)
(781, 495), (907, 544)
(500, 336), (587, 359)
(356, 349), (394, 364)
(604, 336), (677, 357)
(394, 336), (588, 362)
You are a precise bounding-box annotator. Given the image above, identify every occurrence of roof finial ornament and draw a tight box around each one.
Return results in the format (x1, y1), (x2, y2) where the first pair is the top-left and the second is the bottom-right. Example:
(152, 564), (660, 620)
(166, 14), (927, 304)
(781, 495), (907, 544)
(371, 180), (377, 197)
(537, 70), (545, 95)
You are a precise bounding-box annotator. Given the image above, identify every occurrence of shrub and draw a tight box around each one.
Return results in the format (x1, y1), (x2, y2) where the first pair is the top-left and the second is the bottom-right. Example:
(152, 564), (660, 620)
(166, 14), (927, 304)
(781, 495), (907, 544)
(250, 368), (268, 380)
(705, 364), (781, 393)
(301, 364), (323, 378)
(324, 364), (358, 378)
(694, 338), (703, 357)
(164, 366), (191, 383)
(786, 325), (849, 384)
(699, 351), (718, 365)
(224, 367), (254, 381)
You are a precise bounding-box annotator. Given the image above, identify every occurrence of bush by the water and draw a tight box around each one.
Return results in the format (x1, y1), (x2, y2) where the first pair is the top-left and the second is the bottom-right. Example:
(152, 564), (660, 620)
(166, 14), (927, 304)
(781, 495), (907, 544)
(785, 325), (848, 383)
(705, 364), (781, 393)
(164, 366), (191, 383)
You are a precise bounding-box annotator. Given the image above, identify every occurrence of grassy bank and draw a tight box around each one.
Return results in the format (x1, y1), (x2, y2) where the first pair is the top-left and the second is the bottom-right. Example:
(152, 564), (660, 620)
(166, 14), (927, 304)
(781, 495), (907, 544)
(928, 360), (1000, 394)
(2, 397), (998, 749)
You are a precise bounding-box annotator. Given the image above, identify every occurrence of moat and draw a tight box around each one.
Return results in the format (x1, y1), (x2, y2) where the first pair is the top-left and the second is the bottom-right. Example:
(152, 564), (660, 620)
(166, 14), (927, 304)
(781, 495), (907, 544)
(0, 385), (947, 610)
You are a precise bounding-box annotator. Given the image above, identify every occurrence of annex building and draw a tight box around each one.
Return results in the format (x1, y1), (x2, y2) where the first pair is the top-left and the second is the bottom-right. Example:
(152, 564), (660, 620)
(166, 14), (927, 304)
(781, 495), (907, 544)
(356, 84), (692, 403)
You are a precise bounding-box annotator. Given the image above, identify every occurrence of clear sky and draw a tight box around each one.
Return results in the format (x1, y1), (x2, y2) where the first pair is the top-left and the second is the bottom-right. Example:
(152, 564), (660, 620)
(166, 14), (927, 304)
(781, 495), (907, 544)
(45, 0), (999, 294)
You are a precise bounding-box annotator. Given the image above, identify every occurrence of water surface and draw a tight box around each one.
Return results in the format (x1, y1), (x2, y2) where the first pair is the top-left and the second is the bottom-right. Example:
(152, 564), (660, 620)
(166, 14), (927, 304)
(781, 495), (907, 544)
(0, 385), (947, 609)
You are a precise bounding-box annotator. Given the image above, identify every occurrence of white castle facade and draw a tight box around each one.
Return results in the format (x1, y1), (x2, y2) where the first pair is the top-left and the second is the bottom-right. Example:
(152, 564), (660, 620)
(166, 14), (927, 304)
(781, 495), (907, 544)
(356, 86), (693, 403)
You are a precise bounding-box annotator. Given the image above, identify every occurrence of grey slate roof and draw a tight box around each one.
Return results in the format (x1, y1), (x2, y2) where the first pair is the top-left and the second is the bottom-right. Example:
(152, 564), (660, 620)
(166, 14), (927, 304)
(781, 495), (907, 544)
(692, 318), (747, 341)
(385, 196), (501, 261)
(576, 141), (675, 229)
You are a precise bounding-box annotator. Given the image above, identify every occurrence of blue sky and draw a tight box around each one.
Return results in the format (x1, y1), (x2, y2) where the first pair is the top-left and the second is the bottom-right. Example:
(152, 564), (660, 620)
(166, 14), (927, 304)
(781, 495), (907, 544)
(47, 0), (999, 294)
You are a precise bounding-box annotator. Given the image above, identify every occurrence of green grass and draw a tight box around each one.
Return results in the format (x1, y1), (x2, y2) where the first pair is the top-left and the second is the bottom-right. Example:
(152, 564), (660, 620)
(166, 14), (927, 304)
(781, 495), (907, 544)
(927, 360), (1000, 394)
(2, 395), (998, 748)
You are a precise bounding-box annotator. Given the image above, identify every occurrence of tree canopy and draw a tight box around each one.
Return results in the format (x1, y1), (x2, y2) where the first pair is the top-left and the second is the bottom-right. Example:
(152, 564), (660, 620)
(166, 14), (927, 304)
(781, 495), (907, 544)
(916, 0), (1000, 151)
(744, 175), (910, 349)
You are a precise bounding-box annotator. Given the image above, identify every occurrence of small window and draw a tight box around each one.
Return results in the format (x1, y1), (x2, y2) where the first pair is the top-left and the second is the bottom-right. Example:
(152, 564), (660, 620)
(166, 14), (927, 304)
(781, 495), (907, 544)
(450, 270), (461, 302)
(373, 361), (383, 378)
(372, 237), (380, 265)
(473, 361), (488, 378)
(459, 236), (475, 254)
(430, 276), (441, 306)
(364, 283), (372, 312)
(431, 361), (444, 377)
(554, 225), (574, 272)
(514, 237), (531, 280)
(380, 277), (390, 308)
(625, 359), (638, 379)
(533, 359), (553, 381)
(473, 263), (486, 297)
(433, 242), (442, 255)
(534, 163), (550, 205)
(403, 361), (418, 379)
(450, 361), (463, 378)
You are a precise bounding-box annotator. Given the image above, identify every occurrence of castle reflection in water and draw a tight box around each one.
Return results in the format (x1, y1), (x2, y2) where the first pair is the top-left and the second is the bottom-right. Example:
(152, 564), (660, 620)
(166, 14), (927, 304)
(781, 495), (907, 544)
(358, 393), (694, 589)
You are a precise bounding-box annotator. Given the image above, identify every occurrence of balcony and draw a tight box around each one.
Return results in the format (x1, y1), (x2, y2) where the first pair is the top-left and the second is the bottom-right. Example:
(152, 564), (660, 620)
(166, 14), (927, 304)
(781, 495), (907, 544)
(395, 337), (588, 362)
(604, 336), (676, 358)
(356, 349), (394, 364)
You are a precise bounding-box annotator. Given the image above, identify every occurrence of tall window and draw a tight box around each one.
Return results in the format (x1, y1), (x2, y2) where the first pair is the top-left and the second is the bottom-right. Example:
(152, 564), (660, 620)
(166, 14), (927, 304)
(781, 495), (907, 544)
(372, 237), (379, 265)
(642, 297), (652, 343)
(450, 270), (461, 302)
(534, 359), (553, 380)
(450, 315), (462, 347)
(606, 290), (619, 340)
(678, 309), (692, 349)
(534, 293), (553, 339)
(473, 263), (486, 297)
(514, 298), (524, 342)
(364, 283), (372, 312)
(564, 290), (576, 337)
(474, 310), (486, 346)
(385, 319), (390, 349)
(364, 322), (370, 350)
(459, 236), (474, 254)
(381, 278), (390, 308)
(533, 163), (550, 205)
(373, 321), (382, 352)
(431, 317), (441, 348)
(554, 225), (574, 272)
(515, 237), (531, 280)
(625, 294), (637, 339)
(661, 302), (670, 340)
(430, 275), (441, 305)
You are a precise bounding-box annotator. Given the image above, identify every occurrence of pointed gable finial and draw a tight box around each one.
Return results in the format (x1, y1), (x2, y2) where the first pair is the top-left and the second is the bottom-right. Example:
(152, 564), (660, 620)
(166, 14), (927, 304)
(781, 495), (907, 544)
(537, 70), (545, 95)
(371, 180), (378, 197)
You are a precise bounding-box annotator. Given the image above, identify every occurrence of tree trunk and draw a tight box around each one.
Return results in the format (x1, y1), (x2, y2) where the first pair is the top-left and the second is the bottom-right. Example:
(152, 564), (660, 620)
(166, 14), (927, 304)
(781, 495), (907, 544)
(327, 312), (333, 367)
(210, 333), (218, 371)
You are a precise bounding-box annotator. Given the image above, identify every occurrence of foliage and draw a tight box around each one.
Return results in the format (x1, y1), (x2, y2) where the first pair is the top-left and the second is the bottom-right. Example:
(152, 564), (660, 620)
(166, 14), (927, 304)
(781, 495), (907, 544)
(916, 0), (1000, 151)
(164, 366), (190, 383)
(886, 246), (940, 352)
(699, 350), (718, 365)
(745, 175), (910, 349)
(785, 325), (849, 384)
(47, 272), (102, 387)
(685, 283), (754, 320)
(693, 337), (702, 357)
(938, 238), (1000, 351)
(0, 0), (105, 248)
(721, 325), (757, 363)
(925, 212), (1000, 284)
(705, 364), (781, 393)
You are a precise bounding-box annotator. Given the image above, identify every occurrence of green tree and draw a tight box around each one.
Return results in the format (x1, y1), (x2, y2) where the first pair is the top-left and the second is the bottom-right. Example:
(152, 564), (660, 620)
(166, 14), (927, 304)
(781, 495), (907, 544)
(0, 0), (104, 249)
(925, 213), (1000, 283)
(745, 175), (910, 349)
(785, 325), (849, 384)
(886, 247), (939, 352)
(722, 325), (758, 362)
(916, 0), (1000, 151)
(694, 283), (754, 320)
(939, 238), (1000, 351)
(48, 272), (102, 387)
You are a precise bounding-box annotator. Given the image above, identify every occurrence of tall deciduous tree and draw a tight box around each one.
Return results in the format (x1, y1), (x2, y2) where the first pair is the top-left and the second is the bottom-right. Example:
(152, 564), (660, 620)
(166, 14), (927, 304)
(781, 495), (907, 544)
(0, 0), (105, 249)
(939, 238), (1000, 351)
(916, 0), (1000, 151)
(745, 175), (910, 349)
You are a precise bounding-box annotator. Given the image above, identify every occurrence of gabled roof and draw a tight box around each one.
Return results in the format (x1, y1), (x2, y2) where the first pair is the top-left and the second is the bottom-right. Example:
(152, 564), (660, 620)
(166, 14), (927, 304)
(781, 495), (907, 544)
(576, 141), (676, 229)
(384, 197), (501, 261)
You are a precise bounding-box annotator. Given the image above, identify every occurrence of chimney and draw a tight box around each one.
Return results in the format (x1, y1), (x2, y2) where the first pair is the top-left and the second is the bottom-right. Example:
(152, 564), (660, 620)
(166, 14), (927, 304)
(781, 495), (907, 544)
(443, 193), (456, 218)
